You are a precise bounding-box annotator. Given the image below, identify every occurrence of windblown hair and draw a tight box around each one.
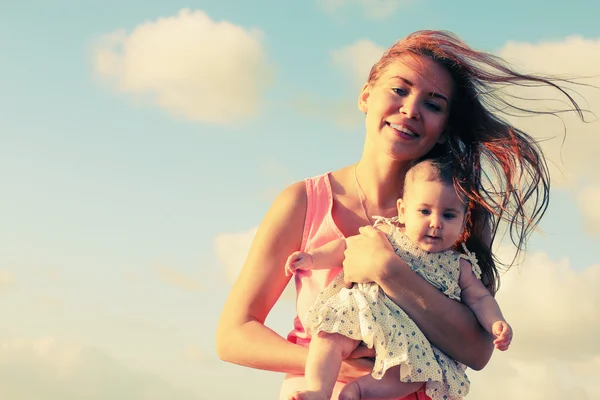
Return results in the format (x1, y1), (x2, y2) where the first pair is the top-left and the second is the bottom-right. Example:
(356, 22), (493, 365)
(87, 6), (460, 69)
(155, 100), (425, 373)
(369, 30), (587, 295)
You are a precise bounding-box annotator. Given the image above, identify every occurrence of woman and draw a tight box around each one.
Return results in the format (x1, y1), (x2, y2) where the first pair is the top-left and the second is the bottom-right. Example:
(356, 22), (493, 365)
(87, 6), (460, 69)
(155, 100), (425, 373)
(216, 30), (583, 399)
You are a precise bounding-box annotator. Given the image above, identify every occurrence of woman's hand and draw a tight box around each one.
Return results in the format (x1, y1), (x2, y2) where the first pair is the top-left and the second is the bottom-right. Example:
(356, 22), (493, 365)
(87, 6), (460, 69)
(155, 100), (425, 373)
(342, 225), (399, 286)
(337, 344), (376, 383)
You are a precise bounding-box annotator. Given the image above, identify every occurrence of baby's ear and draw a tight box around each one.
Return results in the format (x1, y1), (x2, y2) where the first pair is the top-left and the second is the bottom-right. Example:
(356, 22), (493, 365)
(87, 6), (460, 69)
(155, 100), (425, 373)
(397, 198), (406, 224)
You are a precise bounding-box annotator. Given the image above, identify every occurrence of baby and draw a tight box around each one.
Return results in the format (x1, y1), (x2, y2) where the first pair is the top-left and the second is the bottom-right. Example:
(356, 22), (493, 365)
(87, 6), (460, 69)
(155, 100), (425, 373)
(285, 158), (512, 400)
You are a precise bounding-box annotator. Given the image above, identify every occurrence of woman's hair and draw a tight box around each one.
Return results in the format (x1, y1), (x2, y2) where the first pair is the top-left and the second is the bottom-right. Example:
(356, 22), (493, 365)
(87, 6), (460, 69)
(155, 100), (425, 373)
(369, 30), (587, 295)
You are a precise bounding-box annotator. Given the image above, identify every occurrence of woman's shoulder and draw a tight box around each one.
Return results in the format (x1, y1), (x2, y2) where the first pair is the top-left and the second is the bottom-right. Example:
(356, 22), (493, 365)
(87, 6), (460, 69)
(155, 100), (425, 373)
(270, 170), (335, 221)
(263, 181), (308, 228)
(277, 180), (307, 203)
(272, 166), (352, 223)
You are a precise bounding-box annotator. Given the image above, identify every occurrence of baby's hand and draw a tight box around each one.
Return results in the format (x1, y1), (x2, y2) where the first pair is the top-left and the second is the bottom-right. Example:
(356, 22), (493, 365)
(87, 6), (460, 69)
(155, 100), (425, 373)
(284, 251), (314, 277)
(492, 321), (513, 351)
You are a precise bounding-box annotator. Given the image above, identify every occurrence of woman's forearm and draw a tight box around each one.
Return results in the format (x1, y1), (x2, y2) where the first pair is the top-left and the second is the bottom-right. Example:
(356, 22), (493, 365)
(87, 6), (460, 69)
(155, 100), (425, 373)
(217, 319), (308, 374)
(376, 253), (494, 370)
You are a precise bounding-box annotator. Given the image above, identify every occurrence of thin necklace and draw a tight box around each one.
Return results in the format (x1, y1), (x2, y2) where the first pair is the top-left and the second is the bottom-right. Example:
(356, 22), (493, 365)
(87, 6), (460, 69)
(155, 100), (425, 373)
(354, 163), (371, 225)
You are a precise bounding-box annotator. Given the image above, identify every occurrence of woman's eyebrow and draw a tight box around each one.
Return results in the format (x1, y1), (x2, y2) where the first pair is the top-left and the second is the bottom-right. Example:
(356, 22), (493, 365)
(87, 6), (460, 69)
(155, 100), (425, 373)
(389, 76), (449, 103)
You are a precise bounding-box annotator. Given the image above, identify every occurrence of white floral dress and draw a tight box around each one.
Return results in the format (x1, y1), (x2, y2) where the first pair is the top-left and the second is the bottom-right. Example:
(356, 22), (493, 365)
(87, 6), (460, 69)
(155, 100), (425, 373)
(304, 217), (482, 400)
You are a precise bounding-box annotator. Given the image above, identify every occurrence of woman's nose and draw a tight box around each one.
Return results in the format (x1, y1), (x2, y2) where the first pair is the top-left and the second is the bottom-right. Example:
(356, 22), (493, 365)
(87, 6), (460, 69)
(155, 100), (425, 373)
(400, 97), (421, 120)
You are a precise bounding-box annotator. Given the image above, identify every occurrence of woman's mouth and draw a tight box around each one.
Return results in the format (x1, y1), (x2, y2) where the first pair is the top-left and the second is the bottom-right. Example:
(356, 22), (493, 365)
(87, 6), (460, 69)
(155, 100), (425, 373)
(388, 122), (418, 139)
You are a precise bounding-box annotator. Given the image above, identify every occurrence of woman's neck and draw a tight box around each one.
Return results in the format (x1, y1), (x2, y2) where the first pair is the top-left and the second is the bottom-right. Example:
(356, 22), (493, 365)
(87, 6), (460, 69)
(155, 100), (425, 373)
(354, 153), (410, 210)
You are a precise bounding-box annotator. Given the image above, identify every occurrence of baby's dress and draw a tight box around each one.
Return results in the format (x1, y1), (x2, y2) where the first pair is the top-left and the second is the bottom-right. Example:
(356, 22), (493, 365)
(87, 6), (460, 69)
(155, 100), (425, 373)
(304, 217), (482, 400)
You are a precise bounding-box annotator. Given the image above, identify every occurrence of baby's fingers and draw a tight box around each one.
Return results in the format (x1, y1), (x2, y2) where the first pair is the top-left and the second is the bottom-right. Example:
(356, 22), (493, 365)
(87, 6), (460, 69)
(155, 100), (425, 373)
(284, 253), (300, 277)
(494, 337), (510, 351)
(495, 342), (510, 351)
(493, 330), (513, 351)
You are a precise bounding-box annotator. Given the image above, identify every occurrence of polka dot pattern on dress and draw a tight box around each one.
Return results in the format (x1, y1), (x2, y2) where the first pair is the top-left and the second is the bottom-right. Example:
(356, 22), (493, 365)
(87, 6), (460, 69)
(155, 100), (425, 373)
(304, 218), (479, 400)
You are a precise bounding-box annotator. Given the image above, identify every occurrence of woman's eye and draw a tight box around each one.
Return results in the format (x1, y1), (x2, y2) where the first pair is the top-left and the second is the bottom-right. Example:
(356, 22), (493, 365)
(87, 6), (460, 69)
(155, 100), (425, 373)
(392, 87), (408, 96)
(425, 101), (442, 112)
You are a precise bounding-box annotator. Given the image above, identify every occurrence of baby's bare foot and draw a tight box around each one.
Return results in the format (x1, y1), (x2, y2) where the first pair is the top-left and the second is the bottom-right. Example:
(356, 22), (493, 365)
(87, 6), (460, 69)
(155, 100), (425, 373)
(288, 390), (329, 400)
(338, 381), (361, 400)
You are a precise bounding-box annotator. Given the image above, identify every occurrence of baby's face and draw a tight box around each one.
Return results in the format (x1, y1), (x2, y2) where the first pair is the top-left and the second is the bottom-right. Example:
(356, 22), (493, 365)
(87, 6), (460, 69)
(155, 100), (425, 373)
(397, 179), (467, 252)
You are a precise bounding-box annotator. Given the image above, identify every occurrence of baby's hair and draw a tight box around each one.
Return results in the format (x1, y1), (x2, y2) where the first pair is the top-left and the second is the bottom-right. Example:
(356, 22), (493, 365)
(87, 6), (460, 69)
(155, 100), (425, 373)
(404, 158), (462, 202)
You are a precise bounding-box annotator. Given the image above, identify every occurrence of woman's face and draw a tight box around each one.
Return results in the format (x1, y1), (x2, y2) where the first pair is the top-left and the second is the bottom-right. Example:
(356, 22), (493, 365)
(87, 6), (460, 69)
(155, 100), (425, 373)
(359, 54), (453, 161)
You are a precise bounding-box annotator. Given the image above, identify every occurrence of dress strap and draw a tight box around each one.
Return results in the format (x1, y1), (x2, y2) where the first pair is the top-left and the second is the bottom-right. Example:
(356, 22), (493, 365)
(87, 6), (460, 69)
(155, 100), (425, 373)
(459, 242), (482, 280)
(372, 215), (399, 234)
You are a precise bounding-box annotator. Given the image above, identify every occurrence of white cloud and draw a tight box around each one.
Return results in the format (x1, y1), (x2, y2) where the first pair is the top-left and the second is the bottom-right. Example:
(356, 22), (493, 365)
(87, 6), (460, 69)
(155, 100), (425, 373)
(184, 345), (207, 362)
(154, 266), (202, 292)
(0, 269), (14, 289)
(469, 357), (595, 399)
(331, 39), (385, 91)
(292, 94), (364, 129)
(214, 227), (258, 284)
(496, 251), (600, 361)
(35, 295), (64, 310)
(298, 39), (384, 128)
(214, 227), (295, 301)
(318, 0), (411, 19)
(0, 337), (202, 400)
(496, 36), (600, 187)
(576, 185), (600, 235)
(42, 268), (61, 281)
(466, 247), (600, 399)
(92, 9), (272, 125)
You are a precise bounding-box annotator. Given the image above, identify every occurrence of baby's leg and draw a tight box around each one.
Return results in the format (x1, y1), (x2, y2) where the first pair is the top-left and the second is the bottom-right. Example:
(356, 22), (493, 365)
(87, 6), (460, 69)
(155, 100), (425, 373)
(289, 332), (360, 400)
(338, 366), (424, 400)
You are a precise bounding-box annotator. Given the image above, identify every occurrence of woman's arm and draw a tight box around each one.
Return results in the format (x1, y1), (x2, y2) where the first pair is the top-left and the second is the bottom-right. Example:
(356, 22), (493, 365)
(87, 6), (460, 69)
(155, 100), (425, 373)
(342, 226), (494, 370)
(216, 183), (374, 379)
(216, 181), (309, 374)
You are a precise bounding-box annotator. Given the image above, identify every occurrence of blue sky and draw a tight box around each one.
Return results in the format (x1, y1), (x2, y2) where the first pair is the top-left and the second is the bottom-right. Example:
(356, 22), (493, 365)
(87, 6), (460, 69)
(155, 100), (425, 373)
(1, 1), (599, 399)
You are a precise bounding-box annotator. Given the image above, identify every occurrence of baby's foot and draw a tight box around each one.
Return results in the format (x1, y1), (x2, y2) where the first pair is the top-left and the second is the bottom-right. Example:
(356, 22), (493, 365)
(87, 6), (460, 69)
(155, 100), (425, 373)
(338, 381), (361, 400)
(287, 390), (329, 400)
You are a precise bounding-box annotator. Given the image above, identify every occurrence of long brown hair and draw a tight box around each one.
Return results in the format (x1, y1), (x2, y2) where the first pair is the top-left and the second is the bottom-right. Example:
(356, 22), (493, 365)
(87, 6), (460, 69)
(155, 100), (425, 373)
(370, 30), (587, 294)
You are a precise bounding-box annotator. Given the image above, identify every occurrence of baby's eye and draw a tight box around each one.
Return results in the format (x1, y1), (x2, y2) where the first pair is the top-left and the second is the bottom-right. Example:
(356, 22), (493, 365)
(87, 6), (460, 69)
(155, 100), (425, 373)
(443, 213), (456, 219)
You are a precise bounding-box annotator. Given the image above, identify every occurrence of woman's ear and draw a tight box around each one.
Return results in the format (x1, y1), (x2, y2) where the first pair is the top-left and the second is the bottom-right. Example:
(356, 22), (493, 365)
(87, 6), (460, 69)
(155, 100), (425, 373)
(358, 83), (371, 113)
(437, 130), (448, 144)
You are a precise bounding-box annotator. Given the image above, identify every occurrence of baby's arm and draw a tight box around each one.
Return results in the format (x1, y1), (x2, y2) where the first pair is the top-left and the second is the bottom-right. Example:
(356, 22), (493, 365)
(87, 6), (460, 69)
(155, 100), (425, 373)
(285, 223), (388, 276)
(459, 259), (513, 351)
(284, 238), (346, 277)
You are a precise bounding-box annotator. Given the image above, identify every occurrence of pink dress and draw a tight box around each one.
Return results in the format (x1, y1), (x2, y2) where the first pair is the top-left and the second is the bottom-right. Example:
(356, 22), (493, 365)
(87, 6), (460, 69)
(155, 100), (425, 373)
(279, 173), (430, 400)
